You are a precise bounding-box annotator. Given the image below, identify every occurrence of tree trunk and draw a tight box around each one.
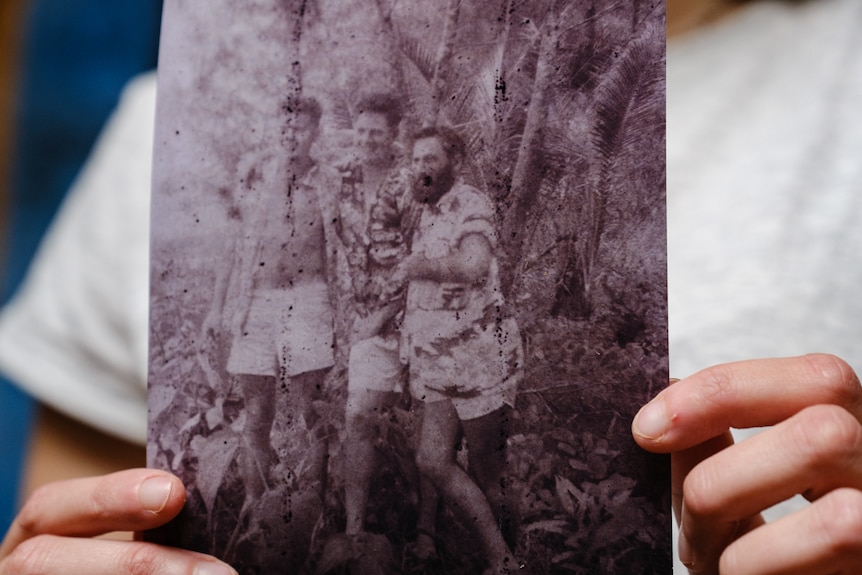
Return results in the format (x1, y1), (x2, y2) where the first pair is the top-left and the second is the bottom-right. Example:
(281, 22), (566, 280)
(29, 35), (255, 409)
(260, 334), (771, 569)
(372, 0), (413, 121)
(426, 0), (462, 126)
(500, 16), (560, 290)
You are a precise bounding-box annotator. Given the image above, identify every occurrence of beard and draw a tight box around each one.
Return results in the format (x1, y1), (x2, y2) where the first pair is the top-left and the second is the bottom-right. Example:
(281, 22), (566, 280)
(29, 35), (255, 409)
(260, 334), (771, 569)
(411, 163), (456, 205)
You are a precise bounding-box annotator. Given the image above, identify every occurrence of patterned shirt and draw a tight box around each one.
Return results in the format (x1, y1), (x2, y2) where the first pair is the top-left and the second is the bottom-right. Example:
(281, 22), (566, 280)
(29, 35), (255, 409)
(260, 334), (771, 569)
(402, 180), (503, 350)
(402, 180), (521, 399)
(334, 161), (419, 328)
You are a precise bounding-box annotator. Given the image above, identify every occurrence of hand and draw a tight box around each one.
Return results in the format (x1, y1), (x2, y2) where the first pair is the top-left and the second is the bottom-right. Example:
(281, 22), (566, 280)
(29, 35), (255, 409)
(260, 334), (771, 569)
(632, 354), (862, 574)
(350, 313), (386, 344)
(0, 469), (236, 575)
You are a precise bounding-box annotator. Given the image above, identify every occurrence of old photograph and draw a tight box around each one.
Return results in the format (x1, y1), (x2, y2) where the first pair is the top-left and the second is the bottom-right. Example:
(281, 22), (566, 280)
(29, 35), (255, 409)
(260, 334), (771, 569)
(147, 1), (669, 573)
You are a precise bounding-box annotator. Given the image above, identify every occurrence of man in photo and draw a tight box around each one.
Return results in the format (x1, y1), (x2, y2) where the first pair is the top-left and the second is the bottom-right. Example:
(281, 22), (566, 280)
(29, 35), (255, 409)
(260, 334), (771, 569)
(200, 96), (339, 502)
(401, 126), (523, 574)
(336, 93), (438, 558)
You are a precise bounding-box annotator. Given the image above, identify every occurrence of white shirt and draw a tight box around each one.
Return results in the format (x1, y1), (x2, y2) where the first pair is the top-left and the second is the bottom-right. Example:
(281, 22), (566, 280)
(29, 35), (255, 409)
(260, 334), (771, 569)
(669, 0), (862, 378)
(0, 1), (861, 570)
(0, 74), (155, 444)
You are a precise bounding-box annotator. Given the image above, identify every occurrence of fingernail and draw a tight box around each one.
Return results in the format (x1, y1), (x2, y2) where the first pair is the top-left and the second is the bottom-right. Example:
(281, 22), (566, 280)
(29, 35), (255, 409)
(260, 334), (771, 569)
(195, 561), (238, 575)
(678, 528), (696, 569)
(138, 476), (173, 513)
(633, 398), (669, 441)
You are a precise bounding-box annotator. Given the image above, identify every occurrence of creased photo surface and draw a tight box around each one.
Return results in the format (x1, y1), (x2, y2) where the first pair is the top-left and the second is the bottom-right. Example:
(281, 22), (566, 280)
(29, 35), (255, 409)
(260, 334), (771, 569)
(147, 1), (669, 573)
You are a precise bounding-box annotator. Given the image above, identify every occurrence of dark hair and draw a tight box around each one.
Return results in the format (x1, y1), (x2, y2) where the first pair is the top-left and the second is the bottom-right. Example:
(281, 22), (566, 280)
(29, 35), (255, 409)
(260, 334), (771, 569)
(281, 95), (323, 125)
(411, 125), (466, 161)
(355, 93), (403, 130)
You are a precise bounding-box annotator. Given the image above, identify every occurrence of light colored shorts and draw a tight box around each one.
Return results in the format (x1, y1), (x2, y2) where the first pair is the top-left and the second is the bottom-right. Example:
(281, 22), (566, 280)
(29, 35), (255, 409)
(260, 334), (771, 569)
(347, 334), (405, 395)
(227, 283), (334, 378)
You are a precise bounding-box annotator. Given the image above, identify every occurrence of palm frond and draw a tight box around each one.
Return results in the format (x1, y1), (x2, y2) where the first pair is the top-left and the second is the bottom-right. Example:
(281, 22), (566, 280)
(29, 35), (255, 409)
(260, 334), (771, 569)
(590, 25), (664, 170)
(398, 33), (436, 81)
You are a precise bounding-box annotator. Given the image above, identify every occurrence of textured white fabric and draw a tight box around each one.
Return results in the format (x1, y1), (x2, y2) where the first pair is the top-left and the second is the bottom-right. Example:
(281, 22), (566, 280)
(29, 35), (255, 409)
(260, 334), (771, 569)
(668, 0), (862, 570)
(0, 0), (860, 568)
(669, 0), (862, 378)
(0, 74), (155, 444)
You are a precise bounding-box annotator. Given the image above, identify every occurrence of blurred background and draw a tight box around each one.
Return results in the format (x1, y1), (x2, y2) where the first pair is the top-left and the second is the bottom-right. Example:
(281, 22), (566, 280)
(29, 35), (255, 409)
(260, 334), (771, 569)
(0, 0), (162, 530)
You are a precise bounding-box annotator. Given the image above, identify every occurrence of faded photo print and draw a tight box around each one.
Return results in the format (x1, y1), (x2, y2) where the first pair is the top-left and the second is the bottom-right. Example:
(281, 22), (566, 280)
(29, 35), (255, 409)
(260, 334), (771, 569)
(147, 1), (669, 573)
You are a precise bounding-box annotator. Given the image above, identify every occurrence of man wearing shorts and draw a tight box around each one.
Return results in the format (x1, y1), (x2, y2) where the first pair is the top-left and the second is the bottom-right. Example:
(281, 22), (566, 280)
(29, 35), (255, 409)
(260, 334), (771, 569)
(401, 126), (523, 574)
(335, 93), (438, 552)
(202, 96), (339, 498)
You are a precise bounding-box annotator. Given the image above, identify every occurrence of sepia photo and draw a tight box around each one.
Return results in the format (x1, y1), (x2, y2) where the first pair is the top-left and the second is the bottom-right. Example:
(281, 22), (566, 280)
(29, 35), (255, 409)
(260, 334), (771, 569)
(147, 1), (669, 573)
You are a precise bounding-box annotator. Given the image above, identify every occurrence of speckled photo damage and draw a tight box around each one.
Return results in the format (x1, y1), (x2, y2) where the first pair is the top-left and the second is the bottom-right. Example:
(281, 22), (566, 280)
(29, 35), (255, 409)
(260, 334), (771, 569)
(147, 1), (669, 573)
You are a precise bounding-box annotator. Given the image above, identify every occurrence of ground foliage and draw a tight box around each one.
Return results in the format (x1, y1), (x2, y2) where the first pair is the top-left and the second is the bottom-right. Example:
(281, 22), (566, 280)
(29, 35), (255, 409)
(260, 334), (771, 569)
(150, 0), (669, 573)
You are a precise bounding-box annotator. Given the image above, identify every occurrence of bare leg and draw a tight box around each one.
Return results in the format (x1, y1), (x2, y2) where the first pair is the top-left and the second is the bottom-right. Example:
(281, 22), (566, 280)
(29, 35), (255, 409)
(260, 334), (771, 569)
(413, 474), (440, 558)
(236, 373), (278, 497)
(344, 387), (440, 553)
(462, 405), (516, 547)
(416, 400), (513, 570)
(343, 388), (390, 534)
(287, 369), (329, 497)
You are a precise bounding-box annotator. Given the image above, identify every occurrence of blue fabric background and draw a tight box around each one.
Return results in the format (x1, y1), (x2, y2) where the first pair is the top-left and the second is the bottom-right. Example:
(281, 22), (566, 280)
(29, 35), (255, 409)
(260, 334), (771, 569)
(0, 0), (161, 531)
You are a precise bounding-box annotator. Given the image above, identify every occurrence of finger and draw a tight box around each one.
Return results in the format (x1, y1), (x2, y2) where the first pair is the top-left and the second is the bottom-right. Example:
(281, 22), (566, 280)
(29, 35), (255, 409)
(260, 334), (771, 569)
(670, 430), (736, 521)
(679, 405), (862, 572)
(0, 536), (237, 575)
(718, 488), (862, 575)
(1, 469), (186, 557)
(673, 432), (765, 573)
(661, 378), (737, 522)
(679, 510), (763, 575)
(633, 354), (862, 452)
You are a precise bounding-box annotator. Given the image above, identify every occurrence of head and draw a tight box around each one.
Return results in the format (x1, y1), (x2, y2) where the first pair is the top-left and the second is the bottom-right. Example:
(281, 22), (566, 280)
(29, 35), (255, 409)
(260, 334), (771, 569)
(410, 126), (466, 205)
(280, 96), (322, 161)
(353, 93), (402, 168)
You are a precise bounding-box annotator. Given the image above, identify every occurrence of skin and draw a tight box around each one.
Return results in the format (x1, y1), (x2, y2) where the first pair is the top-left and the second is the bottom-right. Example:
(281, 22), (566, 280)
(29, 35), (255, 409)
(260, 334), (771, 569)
(341, 110), (400, 537)
(2, 412), (235, 574)
(409, 136), (457, 207)
(7, 2), (858, 574)
(666, 0), (745, 38)
(281, 109), (318, 164)
(643, 2), (862, 573)
(404, 137), (493, 283)
(633, 354), (862, 574)
(352, 111), (397, 191)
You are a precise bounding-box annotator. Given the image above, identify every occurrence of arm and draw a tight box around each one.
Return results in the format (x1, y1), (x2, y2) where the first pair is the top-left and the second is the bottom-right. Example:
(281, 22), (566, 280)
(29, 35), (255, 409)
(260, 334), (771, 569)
(1, 407), (236, 574)
(350, 299), (402, 343)
(405, 233), (492, 284)
(632, 354), (862, 574)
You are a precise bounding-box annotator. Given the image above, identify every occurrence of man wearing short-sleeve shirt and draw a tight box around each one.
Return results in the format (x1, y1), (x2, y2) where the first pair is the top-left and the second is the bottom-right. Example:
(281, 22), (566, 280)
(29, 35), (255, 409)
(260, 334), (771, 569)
(401, 126), (523, 573)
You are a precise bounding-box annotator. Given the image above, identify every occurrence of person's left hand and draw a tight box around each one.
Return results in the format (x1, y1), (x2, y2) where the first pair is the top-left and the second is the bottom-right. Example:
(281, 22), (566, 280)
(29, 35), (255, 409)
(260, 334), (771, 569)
(632, 354), (862, 574)
(0, 468), (236, 575)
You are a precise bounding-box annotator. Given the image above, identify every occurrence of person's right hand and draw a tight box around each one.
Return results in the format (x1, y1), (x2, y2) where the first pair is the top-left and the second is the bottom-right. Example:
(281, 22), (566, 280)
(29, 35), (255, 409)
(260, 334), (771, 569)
(0, 468), (236, 574)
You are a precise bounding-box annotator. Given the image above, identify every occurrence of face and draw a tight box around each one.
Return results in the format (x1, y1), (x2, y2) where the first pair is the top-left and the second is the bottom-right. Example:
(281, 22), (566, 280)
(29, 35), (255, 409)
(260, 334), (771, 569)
(281, 111), (318, 161)
(353, 111), (396, 167)
(411, 136), (456, 205)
